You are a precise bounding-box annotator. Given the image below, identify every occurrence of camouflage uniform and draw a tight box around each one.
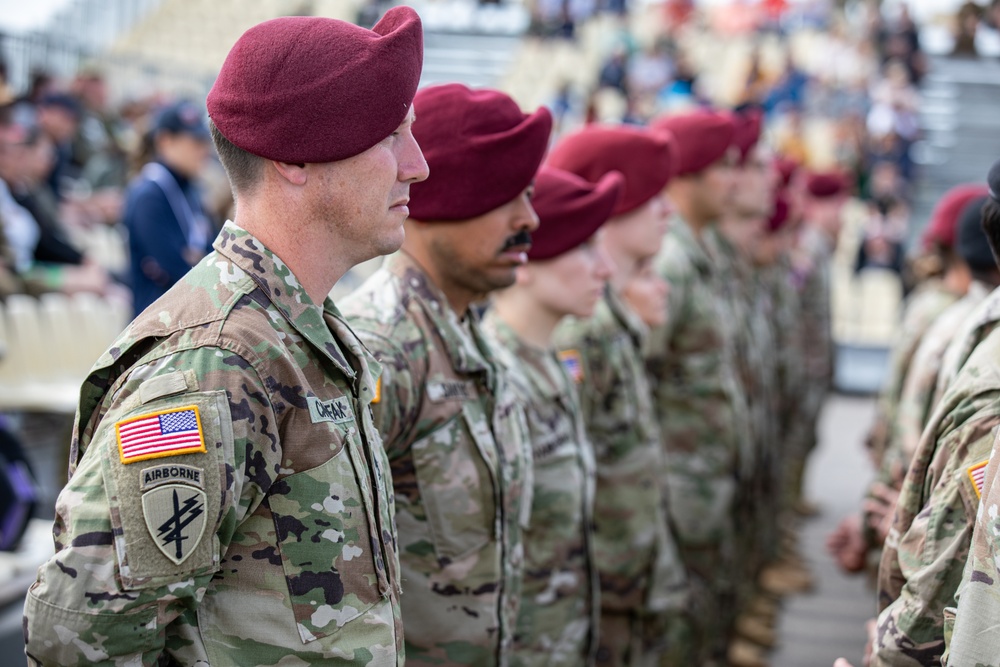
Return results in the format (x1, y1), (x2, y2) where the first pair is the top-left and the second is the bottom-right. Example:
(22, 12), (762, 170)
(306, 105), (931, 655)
(341, 252), (532, 667)
(23, 222), (402, 666)
(646, 217), (748, 659)
(945, 426), (1000, 666)
(704, 227), (775, 585)
(935, 285), (1000, 401)
(889, 281), (991, 474)
(867, 280), (961, 466)
(482, 313), (598, 667)
(873, 316), (1000, 667)
(555, 286), (689, 667)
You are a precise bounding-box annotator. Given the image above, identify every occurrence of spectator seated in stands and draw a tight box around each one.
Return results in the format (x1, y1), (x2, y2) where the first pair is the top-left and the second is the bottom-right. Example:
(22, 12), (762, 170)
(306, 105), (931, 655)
(123, 100), (215, 316)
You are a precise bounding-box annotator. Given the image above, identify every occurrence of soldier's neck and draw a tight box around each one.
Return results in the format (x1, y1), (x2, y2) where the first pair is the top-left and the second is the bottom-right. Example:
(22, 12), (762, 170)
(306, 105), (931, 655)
(492, 290), (560, 349)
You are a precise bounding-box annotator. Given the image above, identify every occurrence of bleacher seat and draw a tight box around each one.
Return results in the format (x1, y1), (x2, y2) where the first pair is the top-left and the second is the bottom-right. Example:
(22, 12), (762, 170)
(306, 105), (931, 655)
(0, 294), (129, 413)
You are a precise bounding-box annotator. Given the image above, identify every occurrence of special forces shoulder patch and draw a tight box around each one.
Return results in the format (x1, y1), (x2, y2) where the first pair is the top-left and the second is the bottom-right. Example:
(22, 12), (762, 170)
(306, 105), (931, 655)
(558, 349), (584, 384)
(141, 472), (207, 565)
(116, 405), (207, 464)
(968, 460), (990, 499)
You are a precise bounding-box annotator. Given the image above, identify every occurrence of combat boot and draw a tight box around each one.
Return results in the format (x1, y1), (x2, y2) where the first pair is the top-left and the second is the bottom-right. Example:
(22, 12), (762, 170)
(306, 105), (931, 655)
(735, 614), (777, 648)
(727, 638), (770, 667)
(758, 560), (815, 596)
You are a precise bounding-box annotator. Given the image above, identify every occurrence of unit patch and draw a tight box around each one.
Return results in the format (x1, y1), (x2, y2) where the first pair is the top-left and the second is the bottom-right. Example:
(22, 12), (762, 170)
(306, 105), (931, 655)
(558, 349), (584, 384)
(116, 406), (207, 464)
(142, 483), (208, 565)
(307, 396), (355, 424)
(140, 463), (205, 492)
(968, 460), (990, 499)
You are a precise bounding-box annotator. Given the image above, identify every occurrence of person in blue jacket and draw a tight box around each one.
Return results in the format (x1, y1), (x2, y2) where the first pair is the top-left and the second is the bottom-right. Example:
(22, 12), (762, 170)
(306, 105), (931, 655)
(124, 101), (213, 315)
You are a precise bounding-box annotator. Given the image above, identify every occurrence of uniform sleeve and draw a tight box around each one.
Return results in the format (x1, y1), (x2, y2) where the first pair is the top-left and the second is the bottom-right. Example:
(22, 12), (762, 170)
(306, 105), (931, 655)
(125, 185), (197, 286)
(946, 435), (1000, 667)
(872, 410), (1000, 667)
(23, 347), (276, 667)
(354, 330), (422, 458)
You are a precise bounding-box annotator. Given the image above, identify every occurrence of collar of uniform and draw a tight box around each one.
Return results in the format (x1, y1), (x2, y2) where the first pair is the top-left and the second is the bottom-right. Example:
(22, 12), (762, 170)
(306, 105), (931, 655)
(214, 221), (358, 379)
(482, 310), (566, 403)
(670, 214), (713, 276)
(383, 251), (494, 378)
(605, 284), (648, 346)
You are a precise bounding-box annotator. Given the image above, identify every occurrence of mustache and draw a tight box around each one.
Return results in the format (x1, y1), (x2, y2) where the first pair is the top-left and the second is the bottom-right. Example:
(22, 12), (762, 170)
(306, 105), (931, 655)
(501, 230), (532, 252)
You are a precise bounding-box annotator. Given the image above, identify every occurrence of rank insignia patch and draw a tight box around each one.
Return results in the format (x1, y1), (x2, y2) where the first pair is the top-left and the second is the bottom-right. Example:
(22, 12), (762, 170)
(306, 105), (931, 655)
(142, 483), (207, 565)
(116, 406), (207, 464)
(968, 460), (989, 499)
(558, 349), (584, 384)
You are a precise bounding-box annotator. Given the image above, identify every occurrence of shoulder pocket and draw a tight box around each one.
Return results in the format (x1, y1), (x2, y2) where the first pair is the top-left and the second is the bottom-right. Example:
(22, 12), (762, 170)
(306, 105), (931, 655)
(101, 390), (233, 589)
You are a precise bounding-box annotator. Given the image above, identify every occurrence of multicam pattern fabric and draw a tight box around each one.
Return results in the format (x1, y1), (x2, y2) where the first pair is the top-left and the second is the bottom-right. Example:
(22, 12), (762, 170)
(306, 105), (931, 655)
(946, 432), (1000, 666)
(867, 280), (961, 465)
(888, 281), (991, 475)
(874, 325), (1000, 667)
(646, 218), (746, 560)
(23, 221), (402, 667)
(935, 284), (1000, 403)
(646, 217), (747, 661)
(482, 313), (598, 667)
(555, 286), (688, 667)
(341, 252), (532, 667)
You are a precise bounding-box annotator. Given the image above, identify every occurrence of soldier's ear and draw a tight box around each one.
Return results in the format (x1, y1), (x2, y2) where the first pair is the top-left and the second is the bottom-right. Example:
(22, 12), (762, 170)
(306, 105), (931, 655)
(270, 160), (308, 186)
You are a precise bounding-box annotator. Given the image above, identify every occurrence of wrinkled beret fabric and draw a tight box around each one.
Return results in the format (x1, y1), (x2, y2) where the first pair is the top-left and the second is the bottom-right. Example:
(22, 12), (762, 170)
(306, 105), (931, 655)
(528, 166), (623, 261)
(408, 84), (552, 221)
(547, 125), (673, 216)
(208, 6), (423, 163)
(650, 110), (735, 176)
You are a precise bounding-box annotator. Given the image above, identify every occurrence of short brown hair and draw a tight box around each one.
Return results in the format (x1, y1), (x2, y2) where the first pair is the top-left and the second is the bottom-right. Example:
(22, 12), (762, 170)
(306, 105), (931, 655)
(210, 120), (264, 196)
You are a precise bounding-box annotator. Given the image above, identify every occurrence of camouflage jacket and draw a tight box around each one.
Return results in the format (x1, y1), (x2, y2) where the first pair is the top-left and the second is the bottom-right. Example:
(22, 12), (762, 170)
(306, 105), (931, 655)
(890, 281), (991, 475)
(868, 280), (960, 464)
(23, 221), (402, 667)
(341, 252), (532, 667)
(874, 326), (1000, 667)
(483, 313), (598, 667)
(703, 227), (771, 482)
(761, 256), (805, 447)
(555, 287), (688, 615)
(790, 226), (834, 425)
(935, 285), (1000, 403)
(945, 418), (1000, 666)
(646, 217), (747, 556)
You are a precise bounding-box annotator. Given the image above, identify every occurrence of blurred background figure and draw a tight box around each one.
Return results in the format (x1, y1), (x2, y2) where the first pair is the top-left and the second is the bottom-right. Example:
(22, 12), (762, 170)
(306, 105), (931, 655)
(123, 100), (214, 316)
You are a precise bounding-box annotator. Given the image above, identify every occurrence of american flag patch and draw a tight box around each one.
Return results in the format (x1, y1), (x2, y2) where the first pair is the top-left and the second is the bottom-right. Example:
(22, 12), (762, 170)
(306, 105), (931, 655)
(116, 406), (206, 465)
(558, 349), (584, 384)
(968, 460), (990, 499)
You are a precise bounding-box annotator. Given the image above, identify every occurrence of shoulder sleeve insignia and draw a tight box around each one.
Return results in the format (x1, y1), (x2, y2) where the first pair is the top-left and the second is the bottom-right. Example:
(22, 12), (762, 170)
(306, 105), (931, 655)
(116, 405), (207, 465)
(372, 376), (381, 405)
(558, 349), (584, 384)
(968, 459), (990, 500)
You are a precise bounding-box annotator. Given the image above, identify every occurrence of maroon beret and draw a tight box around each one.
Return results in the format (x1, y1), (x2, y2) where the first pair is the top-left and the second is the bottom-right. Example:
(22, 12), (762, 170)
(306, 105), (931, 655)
(528, 167), (623, 261)
(766, 192), (790, 234)
(921, 183), (989, 249)
(408, 84), (552, 221)
(546, 125), (674, 216)
(774, 157), (800, 188)
(207, 6), (423, 163)
(650, 110), (735, 176)
(805, 171), (850, 199)
(732, 109), (763, 165)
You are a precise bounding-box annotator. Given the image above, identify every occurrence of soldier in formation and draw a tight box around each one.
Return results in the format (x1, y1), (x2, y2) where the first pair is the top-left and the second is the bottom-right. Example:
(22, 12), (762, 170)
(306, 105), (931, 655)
(24, 9), (864, 667)
(24, 8), (427, 665)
